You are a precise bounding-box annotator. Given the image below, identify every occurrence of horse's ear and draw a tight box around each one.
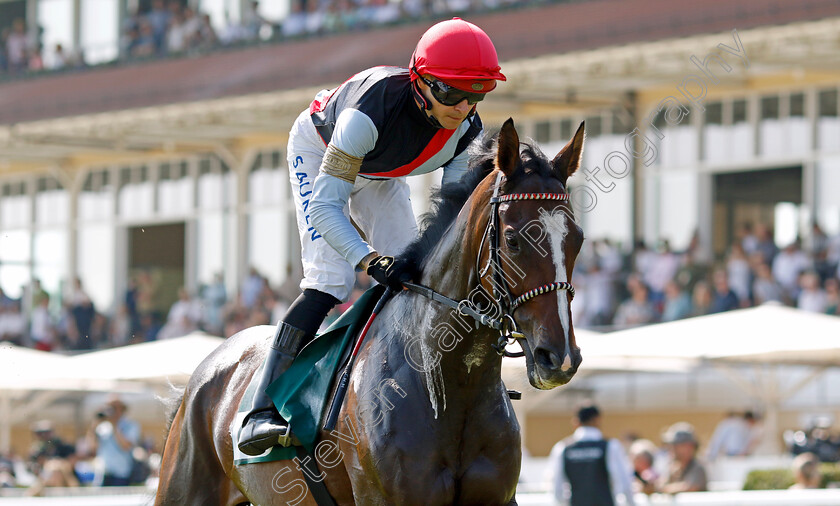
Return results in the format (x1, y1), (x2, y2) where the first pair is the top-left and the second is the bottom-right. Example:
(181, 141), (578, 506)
(496, 118), (521, 177)
(551, 121), (585, 185)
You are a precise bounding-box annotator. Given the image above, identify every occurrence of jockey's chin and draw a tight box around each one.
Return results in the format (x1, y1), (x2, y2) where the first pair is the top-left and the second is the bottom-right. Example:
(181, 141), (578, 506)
(425, 95), (475, 130)
(434, 111), (469, 130)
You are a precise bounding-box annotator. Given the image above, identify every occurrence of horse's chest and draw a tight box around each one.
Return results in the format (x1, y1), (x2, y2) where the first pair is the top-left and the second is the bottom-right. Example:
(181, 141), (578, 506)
(360, 391), (520, 504)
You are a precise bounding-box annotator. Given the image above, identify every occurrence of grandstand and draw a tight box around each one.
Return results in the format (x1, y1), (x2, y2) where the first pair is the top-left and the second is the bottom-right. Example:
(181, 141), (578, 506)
(2, 0), (840, 500)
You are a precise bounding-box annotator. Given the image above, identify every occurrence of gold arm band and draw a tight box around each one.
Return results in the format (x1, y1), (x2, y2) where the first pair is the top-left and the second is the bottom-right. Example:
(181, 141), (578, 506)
(320, 144), (364, 184)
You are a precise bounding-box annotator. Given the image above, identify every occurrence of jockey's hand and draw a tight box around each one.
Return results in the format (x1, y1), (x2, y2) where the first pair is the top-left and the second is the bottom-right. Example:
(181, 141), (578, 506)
(366, 255), (412, 291)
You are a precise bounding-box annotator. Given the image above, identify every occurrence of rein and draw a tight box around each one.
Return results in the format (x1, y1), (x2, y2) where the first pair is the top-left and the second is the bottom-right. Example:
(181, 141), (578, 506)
(406, 172), (575, 358)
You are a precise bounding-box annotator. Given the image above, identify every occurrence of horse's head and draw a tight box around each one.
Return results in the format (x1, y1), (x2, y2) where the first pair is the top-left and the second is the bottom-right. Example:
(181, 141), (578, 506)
(478, 118), (585, 389)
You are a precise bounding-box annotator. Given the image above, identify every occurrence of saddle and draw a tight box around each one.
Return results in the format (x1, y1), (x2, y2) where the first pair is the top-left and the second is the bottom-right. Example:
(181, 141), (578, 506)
(232, 285), (386, 465)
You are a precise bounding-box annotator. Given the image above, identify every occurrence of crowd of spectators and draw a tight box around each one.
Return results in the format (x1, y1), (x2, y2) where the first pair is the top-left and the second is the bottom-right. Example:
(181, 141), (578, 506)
(1, 221), (838, 354)
(1, 0), (533, 77)
(572, 222), (840, 330)
(0, 262), (367, 353)
(0, 396), (156, 494)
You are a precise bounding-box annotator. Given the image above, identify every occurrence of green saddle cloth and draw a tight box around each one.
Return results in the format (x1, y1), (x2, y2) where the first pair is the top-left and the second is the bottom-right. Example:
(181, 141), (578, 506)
(233, 285), (385, 465)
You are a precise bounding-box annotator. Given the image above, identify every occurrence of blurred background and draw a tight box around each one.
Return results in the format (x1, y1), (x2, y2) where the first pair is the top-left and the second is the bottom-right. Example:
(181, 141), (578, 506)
(1, 0), (840, 502)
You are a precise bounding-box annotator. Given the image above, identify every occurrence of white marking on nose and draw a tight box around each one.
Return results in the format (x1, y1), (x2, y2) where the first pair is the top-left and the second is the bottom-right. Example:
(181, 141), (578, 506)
(539, 208), (571, 369)
(561, 354), (572, 372)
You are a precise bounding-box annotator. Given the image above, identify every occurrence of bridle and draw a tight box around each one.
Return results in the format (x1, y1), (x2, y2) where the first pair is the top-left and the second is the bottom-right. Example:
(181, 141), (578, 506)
(405, 171), (575, 357)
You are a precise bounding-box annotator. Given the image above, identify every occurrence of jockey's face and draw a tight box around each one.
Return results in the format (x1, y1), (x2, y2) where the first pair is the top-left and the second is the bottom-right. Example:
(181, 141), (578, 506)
(417, 74), (483, 130)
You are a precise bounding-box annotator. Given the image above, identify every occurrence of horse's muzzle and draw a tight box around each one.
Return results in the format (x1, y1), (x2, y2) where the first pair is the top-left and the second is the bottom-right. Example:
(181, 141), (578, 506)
(531, 345), (581, 388)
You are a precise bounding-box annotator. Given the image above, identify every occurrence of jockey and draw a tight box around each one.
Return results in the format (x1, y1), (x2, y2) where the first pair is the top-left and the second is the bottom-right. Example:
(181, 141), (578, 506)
(238, 17), (506, 456)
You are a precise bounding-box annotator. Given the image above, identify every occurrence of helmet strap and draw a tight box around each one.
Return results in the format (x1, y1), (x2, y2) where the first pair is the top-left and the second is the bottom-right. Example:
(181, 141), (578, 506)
(411, 80), (443, 128)
(411, 79), (432, 111)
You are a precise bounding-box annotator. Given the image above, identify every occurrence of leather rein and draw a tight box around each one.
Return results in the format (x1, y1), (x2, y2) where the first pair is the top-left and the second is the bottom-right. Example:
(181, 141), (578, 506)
(405, 172), (575, 358)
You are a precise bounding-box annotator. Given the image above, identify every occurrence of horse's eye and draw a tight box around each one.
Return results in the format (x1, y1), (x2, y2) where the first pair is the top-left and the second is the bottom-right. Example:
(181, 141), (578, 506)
(504, 231), (520, 251)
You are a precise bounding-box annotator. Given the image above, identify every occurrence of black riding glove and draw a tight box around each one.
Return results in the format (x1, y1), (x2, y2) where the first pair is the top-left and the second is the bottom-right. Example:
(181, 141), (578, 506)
(366, 255), (412, 291)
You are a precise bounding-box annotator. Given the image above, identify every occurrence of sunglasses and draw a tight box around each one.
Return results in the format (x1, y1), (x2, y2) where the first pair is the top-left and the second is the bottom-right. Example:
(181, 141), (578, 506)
(414, 69), (486, 106)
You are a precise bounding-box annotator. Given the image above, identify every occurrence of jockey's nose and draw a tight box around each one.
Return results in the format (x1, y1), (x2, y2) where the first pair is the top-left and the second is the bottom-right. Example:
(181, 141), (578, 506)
(453, 99), (471, 114)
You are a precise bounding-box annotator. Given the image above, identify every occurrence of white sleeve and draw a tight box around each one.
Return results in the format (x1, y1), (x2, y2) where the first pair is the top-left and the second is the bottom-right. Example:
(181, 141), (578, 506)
(441, 147), (470, 186)
(548, 442), (570, 505)
(308, 108), (379, 269)
(309, 172), (375, 269)
(606, 439), (636, 506)
(330, 108), (378, 158)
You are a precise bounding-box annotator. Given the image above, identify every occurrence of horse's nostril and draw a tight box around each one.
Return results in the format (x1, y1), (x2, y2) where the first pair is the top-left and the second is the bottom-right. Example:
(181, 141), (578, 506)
(535, 347), (562, 371)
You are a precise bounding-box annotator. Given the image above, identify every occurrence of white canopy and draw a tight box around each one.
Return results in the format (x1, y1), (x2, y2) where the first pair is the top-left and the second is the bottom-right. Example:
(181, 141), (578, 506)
(0, 343), (71, 390)
(578, 303), (840, 367)
(64, 332), (226, 384)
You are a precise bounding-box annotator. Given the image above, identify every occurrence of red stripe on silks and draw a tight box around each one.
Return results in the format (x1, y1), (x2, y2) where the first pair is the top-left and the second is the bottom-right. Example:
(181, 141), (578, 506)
(309, 70), (363, 114)
(360, 128), (456, 178)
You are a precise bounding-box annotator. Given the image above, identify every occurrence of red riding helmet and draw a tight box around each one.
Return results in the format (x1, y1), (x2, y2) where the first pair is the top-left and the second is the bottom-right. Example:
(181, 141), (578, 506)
(410, 18), (506, 93)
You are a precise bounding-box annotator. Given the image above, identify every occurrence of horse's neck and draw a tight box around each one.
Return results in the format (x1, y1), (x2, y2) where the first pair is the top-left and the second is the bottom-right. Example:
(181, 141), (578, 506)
(401, 214), (502, 389)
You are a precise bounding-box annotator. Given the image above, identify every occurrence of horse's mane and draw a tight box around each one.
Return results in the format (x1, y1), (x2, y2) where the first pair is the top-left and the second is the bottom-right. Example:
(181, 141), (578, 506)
(396, 132), (558, 273)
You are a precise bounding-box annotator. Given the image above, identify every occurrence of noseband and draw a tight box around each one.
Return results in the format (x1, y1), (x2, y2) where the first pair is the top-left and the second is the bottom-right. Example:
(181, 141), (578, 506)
(405, 171), (575, 358)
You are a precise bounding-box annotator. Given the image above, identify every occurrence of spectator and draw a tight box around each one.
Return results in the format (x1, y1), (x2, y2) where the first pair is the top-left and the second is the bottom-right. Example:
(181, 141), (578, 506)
(705, 411), (761, 461)
(797, 271), (827, 313)
(29, 294), (54, 351)
(549, 404), (636, 506)
(26, 420), (78, 495)
(27, 46), (43, 71)
(674, 250), (709, 296)
(30, 279), (49, 309)
(772, 242), (811, 299)
(790, 452), (822, 489)
(157, 287), (201, 340)
(633, 240), (656, 286)
(109, 305), (133, 347)
(689, 280), (712, 317)
(629, 439), (659, 495)
(754, 223), (778, 266)
(582, 261), (615, 327)
(201, 273), (227, 335)
(0, 454), (14, 487)
(0, 287), (13, 308)
(752, 262), (785, 305)
(167, 11), (188, 53)
(710, 269), (740, 313)
(0, 29), (8, 72)
(6, 19), (28, 72)
(134, 269), (159, 320)
(181, 7), (203, 49)
(726, 243), (752, 304)
(28, 420), (75, 465)
(145, 0), (171, 53)
(613, 280), (656, 328)
(738, 222), (759, 257)
(241, 267), (264, 308)
(0, 302), (26, 345)
(644, 240), (680, 305)
(660, 422), (708, 493)
(67, 278), (96, 350)
(86, 396), (140, 486)
(825, 278), (839, 316)
(304, 0), (325, 35)
(196, 13), (219, 50)
(661, 280), (691, 322)
(242, 0), (273, 40)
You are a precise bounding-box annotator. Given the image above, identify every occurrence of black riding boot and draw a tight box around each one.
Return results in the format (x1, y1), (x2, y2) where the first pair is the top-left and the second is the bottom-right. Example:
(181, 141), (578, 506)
(238, 321), (307, 455)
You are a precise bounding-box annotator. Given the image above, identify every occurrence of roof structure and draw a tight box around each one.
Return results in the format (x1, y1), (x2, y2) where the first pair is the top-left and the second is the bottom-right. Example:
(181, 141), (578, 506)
(1, 1), (839, 176)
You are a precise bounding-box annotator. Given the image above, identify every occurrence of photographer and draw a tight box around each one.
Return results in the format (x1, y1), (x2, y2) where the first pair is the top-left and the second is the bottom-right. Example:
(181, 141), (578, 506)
(85, 396), (140, 486)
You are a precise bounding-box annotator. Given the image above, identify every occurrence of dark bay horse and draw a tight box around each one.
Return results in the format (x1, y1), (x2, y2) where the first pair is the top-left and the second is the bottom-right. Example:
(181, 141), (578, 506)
(156, 119), (585, 505)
